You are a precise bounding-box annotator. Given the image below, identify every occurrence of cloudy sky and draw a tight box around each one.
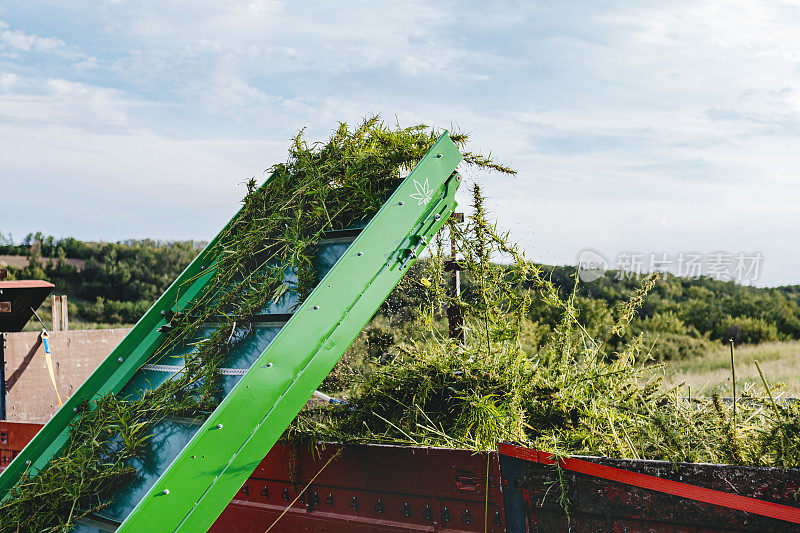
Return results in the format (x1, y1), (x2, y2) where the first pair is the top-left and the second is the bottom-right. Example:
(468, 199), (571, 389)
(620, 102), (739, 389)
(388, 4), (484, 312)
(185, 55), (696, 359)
(1, 1), (798, 286)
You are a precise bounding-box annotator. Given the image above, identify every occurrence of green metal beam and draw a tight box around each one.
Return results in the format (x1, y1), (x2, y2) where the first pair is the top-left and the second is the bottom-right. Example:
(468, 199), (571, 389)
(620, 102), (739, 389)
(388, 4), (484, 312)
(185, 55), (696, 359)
(120, 135), (462, 531)
(0, 133), (462, 532)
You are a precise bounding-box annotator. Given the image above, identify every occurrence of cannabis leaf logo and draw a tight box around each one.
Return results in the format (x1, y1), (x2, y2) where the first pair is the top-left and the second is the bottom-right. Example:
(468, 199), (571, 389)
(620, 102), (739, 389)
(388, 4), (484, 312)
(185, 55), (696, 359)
(410, 178), (433, 205)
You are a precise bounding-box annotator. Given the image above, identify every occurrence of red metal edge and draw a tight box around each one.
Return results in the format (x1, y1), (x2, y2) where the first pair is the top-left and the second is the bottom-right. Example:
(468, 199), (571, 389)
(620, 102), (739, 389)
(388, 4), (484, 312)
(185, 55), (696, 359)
(498, 442), (800, 525)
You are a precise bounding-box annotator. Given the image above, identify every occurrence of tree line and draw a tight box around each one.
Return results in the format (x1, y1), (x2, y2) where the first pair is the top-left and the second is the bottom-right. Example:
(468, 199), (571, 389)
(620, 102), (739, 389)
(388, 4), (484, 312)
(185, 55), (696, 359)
(3, 232), (799, 361)
(1, 232), (202, 325)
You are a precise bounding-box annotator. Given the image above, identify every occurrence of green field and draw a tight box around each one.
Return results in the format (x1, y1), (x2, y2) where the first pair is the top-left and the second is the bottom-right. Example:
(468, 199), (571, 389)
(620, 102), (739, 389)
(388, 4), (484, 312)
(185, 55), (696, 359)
(659, 340), (800, 396)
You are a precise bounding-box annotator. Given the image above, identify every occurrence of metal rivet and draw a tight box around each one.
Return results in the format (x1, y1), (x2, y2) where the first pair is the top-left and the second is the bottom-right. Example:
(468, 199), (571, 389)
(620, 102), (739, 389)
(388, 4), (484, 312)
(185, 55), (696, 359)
(118, 357), (124, 363)
(434, 214), (441, 220)
(399, 201), (404, 206)
(25, 460), (31, 465)
(191, 455), (196, 459)
(217, 424), (223, 429)
(357, 252), (363, 256)
(200, 265), (206, 270)
(436, 153), (443, 158)
(163, 489), (170, 495)
(160, 310), (166, 316)
(313, 305), (320, 310)
(266, 362), (273, 368)
(73, 407), (78, 413)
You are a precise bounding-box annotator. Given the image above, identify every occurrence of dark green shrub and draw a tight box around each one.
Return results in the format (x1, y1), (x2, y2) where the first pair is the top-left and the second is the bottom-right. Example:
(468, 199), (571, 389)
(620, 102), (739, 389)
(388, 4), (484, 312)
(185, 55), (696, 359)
(642, 331), (712, 361)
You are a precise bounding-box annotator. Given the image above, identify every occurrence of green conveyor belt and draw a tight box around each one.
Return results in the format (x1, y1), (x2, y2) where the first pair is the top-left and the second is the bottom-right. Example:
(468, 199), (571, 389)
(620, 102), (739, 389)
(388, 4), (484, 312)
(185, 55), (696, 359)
(0, 133), (462, 532)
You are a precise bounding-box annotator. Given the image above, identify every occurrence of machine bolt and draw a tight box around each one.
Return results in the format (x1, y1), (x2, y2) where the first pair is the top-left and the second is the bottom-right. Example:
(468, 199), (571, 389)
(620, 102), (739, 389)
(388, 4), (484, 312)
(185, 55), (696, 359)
(118, 357), (124, 363)
(160, 310), (166, 316)
(436, 153), (443, 158)
(399, 201), (404, 206)
(434, 214), (441, 221)
(73, 407), (78, 413)
(313, 305), (320, 310)
(217, 424), (223, 429)
(266, 362), (273, 368)
(422, 504), (432, 520)
(162, 489), (169, 495)
(357, 252), (363, 256)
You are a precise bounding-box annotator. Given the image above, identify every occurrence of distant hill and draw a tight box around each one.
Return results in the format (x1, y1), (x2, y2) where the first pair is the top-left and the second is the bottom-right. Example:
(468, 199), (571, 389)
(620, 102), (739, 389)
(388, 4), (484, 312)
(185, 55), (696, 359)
(526, 265), (800, 360)
(3, 232), (799, 362)
(0, 232), (203, 327)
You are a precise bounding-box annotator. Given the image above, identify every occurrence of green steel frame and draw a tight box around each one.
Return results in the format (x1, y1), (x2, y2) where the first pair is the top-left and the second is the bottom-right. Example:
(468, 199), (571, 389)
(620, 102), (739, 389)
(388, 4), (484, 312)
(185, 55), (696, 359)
(0, 133), (463, 531)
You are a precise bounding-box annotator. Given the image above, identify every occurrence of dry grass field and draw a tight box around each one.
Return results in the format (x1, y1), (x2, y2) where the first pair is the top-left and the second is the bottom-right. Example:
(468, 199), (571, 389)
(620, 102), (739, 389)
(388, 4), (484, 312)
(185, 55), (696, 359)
(659, 340), (800, 397)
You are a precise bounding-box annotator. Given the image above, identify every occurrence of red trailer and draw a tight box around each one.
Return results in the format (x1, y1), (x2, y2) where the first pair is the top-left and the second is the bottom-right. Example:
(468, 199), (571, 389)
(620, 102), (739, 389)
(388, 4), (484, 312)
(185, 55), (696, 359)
(212, 443), (505, 533)
(497, 442), (800, 533)
(3, 421), (800, 532)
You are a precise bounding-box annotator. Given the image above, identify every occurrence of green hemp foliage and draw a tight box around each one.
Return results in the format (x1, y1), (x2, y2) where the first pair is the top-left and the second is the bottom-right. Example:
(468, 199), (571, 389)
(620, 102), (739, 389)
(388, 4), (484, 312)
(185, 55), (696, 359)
(287, 184), (800, 471)
(0, 117), (513, 532)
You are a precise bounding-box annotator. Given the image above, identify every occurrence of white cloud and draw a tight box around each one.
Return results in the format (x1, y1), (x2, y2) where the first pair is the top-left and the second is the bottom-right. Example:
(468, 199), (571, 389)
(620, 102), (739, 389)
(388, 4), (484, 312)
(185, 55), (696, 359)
(73, 56), (99, 71)
(102, 0), (498, 105)
(0, 75), (128, 130)
(0, 72), (274, 241)
(0, 0), (798, 285)
(0, 20), (69, 55)
(0, 71), (19, 91)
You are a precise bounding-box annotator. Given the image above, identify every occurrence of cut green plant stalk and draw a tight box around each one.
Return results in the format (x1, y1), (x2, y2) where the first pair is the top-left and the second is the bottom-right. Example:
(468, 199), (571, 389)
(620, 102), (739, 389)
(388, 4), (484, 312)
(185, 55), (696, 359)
(287, 185), (800, 472)
(0, 117), (512, 533)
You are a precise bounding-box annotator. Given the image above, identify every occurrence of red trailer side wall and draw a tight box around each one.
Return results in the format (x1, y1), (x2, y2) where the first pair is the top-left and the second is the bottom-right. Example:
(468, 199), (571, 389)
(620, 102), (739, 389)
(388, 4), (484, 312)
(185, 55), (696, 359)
(212, 443), (505, 533)
(0, 422), (506, 532)
(0, 421), (41, 470)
